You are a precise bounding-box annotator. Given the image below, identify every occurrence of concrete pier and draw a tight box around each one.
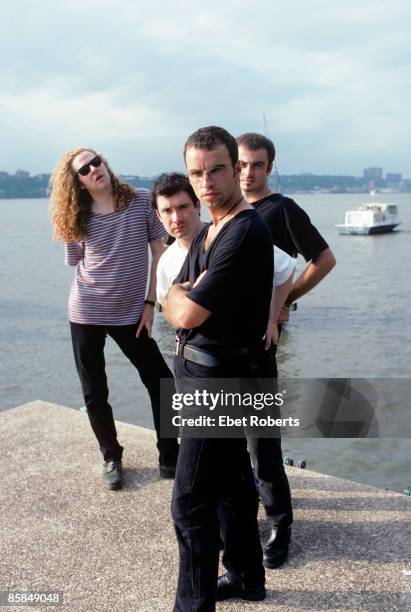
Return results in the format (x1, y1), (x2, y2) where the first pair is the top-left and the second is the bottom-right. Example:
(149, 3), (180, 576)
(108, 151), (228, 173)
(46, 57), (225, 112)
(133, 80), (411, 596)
(0, 401), (410, 611)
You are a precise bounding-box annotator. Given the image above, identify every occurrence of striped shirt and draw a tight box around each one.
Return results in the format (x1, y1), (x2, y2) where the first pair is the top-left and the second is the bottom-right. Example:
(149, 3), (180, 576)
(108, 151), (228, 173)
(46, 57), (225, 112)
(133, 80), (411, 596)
(65, 189), (165, 325)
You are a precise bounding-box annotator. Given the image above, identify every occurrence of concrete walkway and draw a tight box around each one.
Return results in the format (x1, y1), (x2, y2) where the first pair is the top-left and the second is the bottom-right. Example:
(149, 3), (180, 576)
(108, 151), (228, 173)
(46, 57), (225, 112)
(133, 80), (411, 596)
(0, 401), (410, 611)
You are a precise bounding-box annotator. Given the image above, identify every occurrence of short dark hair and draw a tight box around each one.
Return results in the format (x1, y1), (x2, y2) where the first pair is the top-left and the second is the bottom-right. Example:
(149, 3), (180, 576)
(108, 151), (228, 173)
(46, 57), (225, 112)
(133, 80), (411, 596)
(237, 133), (276, 165)
(183, 126), (238, 167)
(151, 172), (198, 209)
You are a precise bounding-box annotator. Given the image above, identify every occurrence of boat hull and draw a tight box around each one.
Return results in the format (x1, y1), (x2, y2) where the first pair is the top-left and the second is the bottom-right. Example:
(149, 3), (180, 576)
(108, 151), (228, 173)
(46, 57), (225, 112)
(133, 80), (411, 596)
(338, 223), (400, 235)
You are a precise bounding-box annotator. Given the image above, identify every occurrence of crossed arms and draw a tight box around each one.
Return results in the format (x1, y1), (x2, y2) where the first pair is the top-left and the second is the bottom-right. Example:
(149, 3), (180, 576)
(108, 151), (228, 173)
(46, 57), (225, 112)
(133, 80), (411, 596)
(163, 281), (211, 329)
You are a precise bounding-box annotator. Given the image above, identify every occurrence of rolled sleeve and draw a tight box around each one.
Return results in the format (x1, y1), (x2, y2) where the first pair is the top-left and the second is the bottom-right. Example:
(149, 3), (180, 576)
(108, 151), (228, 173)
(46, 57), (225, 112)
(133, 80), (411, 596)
(187, 264), (235, 313)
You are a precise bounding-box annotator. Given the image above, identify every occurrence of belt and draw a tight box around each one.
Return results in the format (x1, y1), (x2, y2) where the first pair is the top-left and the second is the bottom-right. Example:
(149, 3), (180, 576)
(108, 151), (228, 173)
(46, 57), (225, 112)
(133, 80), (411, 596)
(175, 338), (249, 368)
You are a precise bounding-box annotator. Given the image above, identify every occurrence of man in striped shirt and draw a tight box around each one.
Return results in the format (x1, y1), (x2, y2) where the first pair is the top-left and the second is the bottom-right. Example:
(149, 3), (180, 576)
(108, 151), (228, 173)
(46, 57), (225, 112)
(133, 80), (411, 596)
(50, 148), (179, 489)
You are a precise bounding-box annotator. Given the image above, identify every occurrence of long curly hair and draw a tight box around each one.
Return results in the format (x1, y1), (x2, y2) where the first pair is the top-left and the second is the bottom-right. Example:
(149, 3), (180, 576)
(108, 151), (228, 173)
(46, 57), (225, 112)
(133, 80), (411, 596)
(49, 147), (136, 241)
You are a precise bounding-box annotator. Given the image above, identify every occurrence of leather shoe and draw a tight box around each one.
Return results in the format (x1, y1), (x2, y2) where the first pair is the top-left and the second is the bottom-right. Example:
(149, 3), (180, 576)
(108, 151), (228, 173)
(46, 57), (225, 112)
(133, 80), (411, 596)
(159, 450), (178, 479)
(216, 574), (266, 602)
(159, 462), (176, 479)
(102, 459), (123, 490)
(263, 525), (291, 569)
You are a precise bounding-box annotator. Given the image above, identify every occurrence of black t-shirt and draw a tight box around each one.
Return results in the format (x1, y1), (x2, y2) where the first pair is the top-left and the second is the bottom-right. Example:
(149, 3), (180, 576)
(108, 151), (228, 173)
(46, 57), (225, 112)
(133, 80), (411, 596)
(253, 193), (328, 261)
(175, 209), (273, 355)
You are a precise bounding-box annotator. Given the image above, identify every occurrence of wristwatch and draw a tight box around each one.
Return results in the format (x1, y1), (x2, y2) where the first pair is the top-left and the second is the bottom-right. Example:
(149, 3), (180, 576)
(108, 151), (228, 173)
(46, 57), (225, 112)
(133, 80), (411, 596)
(144, 299), (155, 307)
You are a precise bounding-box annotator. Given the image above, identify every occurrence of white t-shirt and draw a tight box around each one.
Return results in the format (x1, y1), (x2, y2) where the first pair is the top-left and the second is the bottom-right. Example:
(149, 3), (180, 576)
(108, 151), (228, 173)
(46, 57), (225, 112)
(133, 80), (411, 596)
(274, 245), (296, 286)
(156, 239), (296, 305)
(156, 240), (188, 306)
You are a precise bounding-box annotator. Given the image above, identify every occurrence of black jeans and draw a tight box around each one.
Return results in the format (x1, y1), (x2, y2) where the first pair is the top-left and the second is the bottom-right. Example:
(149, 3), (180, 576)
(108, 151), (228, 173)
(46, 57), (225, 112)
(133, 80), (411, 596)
(70, 321), (178, 463)
(171, 354), (266, 612)
(217, 343), (292, 588)
(247, 436), (293, 528)
(249, 325), (293, 528)
(220, 437), (293, 583)
(246, 342), (292, 527)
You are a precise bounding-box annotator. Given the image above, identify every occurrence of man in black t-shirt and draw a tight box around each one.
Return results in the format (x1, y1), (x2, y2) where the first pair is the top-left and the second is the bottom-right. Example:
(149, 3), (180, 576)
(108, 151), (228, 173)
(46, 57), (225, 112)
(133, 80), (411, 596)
(236, 132), (336, 569)
(163, 127), (274, 609)
(238, 132), (336, 322)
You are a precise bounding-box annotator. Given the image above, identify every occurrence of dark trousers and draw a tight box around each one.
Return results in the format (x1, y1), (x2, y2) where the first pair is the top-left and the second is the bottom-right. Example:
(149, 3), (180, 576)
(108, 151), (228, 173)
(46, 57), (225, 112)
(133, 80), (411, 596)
(250, 324), (292, 527)
(171, 355), (265, 612)
(219, 440), (293, 582)
(247, 437), (293, 528)
(247, 343), (292, 527)
(219, 344), (293, 581)
(217, 343), (292, 528)
(70, 321), (178, 463)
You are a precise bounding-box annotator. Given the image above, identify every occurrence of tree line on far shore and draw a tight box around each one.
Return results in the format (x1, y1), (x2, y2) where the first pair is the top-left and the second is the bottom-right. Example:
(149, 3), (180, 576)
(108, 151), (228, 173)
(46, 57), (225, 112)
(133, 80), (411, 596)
(1, 172), (409, 198)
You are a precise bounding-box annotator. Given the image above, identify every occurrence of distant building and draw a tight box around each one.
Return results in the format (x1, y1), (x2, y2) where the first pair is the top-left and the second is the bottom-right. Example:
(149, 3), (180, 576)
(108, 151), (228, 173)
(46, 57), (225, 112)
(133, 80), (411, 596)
(386, 173), (402, 183)
(14, 169), (30, 179)
(400, 179), (411, 192)
(120, 175), (139, 181)
(363, 167), (383, 180)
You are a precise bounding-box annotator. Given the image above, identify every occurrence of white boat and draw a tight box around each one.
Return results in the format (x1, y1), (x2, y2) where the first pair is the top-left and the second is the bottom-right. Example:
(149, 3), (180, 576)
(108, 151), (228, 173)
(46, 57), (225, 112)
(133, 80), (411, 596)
(336, 203), (401, 235)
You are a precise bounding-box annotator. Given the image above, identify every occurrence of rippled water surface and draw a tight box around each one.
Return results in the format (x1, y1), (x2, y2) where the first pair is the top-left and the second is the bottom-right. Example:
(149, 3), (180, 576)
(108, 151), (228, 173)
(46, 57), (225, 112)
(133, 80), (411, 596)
(1, 195), (410, 492)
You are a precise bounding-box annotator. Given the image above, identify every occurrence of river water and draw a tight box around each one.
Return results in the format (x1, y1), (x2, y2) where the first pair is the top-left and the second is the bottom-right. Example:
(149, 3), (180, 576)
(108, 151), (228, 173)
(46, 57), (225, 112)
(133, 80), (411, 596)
(1, 194), (410, 492)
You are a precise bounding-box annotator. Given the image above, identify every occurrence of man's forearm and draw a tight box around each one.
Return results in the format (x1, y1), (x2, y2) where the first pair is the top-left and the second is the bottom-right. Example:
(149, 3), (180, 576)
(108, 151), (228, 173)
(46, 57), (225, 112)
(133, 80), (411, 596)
(270, 274), (294, 323)
(163, 282), (211, 329)
(286, 247), (336, 305)
(146, 253), (161, 302)
(163, 283), (190, 328)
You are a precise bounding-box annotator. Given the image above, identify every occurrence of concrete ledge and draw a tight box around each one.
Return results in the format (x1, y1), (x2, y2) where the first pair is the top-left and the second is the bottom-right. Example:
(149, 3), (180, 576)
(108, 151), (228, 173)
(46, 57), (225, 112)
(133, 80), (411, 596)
(0, 401), (410, 611)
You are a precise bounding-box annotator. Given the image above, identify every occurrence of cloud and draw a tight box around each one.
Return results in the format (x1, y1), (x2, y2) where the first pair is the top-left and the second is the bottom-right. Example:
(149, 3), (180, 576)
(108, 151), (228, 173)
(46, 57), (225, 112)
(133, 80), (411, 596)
(0, 0), (410, 175)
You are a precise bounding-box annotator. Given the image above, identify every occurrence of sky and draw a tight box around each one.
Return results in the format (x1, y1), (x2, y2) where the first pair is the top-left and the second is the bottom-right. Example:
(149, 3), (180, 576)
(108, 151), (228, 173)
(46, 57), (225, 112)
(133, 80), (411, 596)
(1, 0), (410, 177)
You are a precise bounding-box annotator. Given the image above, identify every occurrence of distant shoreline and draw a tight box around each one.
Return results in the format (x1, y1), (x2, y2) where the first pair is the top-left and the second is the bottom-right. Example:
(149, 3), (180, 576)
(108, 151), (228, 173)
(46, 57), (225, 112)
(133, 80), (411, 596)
(1, 173), (410, 199)
(2, 190), (410, 200)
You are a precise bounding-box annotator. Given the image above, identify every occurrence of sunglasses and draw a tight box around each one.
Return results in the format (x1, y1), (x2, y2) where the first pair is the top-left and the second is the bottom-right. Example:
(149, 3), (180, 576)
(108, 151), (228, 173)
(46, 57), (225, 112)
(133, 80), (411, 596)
(77, 155), (102, 176)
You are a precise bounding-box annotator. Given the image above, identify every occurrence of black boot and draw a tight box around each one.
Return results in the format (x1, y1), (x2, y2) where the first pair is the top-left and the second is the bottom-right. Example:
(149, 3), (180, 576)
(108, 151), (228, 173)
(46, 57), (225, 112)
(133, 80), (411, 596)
(263, 525), (291, 569)
(216, 574), (266, 602)
(102, 459), (123, 490)
(159, 445), (179, 479)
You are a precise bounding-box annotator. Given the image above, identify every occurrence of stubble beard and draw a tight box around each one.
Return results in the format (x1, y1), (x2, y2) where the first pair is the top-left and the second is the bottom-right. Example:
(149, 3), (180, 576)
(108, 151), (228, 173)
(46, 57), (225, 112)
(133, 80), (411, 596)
(240, 185), (253, 195)
(241, 180), (261, 194)
(206, 185), (237, 211)
(207, 199), (226, 210)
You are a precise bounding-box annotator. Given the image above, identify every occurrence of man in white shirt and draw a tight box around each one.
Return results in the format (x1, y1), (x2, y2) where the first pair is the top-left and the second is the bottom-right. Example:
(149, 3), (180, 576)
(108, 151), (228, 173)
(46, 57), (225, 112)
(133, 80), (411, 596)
(153, 173), (204, 306)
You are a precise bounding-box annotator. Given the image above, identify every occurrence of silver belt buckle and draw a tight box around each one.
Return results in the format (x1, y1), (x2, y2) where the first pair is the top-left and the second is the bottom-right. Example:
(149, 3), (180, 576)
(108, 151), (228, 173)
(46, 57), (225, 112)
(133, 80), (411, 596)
(175, 337), (181, 357)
